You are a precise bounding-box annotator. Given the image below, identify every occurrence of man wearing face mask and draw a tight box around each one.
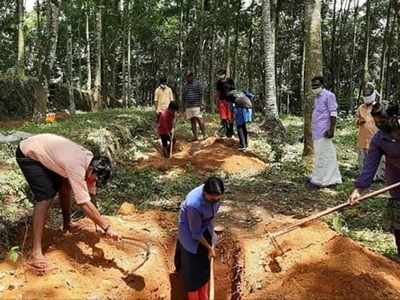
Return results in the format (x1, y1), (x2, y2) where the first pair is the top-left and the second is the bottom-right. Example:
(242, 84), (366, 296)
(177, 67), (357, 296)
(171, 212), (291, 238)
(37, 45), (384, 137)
(16, 134), (120, 274)
(356, 82), (384, 180)
(308, 76), (342, 189)
(154, 77), (175, 118)
(349, 102), (400, 258)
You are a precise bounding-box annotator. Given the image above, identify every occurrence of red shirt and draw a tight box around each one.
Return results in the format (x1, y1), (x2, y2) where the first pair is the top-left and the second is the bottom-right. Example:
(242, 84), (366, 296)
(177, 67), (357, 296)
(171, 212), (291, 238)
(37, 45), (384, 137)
(158, 110), (175, 135)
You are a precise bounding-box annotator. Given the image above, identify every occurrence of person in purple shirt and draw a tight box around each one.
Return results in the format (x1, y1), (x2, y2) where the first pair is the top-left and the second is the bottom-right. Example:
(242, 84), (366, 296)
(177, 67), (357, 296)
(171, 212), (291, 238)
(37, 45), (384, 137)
(350, 101), (400, 256)
(308, 76), (342, 189)
(174, 177), (224, 300)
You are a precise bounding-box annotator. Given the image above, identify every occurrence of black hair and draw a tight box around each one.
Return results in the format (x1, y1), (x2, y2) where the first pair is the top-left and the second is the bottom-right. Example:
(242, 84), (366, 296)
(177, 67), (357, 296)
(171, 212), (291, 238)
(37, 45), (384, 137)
(160, 77), (167, 84)
(90, 156), (112, 186)
(371, 101), (399, 118)
(168, 101), (179, 111)
(203, 176), (224, 195)
(311, 76), (325, 86)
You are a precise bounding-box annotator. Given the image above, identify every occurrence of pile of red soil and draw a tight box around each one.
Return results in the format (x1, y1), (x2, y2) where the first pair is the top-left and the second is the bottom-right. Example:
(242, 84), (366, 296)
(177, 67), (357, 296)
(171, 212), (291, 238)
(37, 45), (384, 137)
(240, 221), (400, 300)
(136, 137), (267, 176)
(1, 208), (400, 300)
(0, 210), (237, 300)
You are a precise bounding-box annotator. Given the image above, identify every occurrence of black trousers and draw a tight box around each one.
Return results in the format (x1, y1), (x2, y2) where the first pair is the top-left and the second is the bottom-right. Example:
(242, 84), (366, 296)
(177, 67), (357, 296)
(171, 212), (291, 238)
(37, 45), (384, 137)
(237, 123), (248, 148)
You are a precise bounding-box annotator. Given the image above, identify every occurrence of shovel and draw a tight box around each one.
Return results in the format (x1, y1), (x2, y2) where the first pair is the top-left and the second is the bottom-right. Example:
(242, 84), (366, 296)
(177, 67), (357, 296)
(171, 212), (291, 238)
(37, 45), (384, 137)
(267, 181), (400, 255)
(209, 246), (215, 300)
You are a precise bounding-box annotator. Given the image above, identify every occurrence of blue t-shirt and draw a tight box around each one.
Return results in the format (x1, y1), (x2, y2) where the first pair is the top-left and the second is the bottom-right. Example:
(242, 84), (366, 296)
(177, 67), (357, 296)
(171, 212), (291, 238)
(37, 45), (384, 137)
(178, 185), (220, 254)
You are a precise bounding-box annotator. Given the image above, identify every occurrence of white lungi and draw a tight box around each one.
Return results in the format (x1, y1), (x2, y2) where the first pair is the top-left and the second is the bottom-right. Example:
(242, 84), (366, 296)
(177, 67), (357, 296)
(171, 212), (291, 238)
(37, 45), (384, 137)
(311, 138), (342, 186)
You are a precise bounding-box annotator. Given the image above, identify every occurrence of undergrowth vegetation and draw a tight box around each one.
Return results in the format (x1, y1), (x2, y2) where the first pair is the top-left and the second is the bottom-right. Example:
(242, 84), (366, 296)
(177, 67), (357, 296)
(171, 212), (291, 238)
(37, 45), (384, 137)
(0, 109), (396, 258)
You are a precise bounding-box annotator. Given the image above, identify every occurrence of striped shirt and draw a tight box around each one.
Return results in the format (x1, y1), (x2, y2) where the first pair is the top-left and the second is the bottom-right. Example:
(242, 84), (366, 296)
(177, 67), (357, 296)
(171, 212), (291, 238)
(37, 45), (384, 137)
(183, 80), (202, 108)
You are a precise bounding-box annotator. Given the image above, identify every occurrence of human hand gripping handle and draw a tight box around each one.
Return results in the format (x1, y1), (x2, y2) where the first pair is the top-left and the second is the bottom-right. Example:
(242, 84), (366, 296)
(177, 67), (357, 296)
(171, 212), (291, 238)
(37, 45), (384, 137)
(349, 189), (362, 206)
(103, 224), (121, 241)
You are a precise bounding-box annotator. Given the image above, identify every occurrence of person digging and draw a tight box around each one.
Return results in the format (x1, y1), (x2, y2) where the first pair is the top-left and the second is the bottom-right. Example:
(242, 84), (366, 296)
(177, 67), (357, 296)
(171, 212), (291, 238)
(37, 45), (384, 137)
(349, 101), (400, 259)
(16, 134), (120, 274)
(158, 101), (179, 158)
(174, 177), (224, 300)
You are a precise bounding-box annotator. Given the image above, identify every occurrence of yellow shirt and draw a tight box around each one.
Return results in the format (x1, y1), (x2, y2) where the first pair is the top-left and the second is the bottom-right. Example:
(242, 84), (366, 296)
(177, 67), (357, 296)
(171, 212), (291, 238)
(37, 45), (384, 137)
(356, 104), (378, 150)
(154, 86), (174, 113)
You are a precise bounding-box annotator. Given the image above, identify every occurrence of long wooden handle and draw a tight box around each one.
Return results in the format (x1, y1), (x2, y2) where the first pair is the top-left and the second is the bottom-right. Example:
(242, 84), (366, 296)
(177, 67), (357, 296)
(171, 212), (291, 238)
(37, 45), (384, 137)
(209, 256), (215, 300)
(169, 118), (176, 158)
(272, 181), (400, 238)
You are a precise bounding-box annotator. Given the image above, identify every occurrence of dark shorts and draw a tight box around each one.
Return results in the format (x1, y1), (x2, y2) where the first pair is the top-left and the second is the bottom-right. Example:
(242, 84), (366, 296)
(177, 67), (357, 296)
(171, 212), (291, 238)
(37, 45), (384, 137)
(160, 134), (171, 148)
(16, 146), (63, 202)
(174, 230), (211, 292)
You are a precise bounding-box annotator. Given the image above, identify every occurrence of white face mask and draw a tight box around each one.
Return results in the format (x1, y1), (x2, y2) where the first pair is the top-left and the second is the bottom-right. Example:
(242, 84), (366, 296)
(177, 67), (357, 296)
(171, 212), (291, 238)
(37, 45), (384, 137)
(364, 91), (376, 104)
(312, 87), (322, 96)
(160, 84), (166, 89)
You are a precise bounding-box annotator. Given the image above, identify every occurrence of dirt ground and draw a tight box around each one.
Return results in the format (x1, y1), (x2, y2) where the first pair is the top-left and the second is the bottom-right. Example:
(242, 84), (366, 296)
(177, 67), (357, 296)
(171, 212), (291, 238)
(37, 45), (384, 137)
(1, 206), (400, 300)
(2, 135), (400, 300)
(135, 137), (267, 176)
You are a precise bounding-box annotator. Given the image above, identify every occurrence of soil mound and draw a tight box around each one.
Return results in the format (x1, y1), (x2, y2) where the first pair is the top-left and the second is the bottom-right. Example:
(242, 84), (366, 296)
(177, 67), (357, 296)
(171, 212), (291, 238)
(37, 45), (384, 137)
(136, 137), (267, 176)
(0, 210), (238, 300)
(242, 221), (400, 300)
(2, 209), (400, 300)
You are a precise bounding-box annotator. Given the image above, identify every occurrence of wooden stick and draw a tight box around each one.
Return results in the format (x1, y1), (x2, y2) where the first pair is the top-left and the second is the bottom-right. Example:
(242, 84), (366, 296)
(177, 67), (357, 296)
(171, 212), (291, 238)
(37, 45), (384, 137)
(169, 117), (176, 158)
(209, 255), (215, 300)
(271, 181), (400, 239)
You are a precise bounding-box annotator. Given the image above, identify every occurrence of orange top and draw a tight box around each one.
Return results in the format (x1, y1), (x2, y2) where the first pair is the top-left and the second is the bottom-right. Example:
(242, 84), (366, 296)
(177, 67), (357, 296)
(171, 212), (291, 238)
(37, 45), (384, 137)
(356, 104), (378, 150)
(20, 134), (94, 204)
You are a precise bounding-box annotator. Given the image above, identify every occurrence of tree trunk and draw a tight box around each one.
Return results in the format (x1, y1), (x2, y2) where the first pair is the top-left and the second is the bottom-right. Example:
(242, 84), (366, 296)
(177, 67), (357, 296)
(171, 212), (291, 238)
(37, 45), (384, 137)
(358, 0), (371, 105)
(232, 1), (241, 83)
(262, 0), (286, 148)
(348, 0), (359, 111)
(247, 1), (255, 91)
(385, 4), (397, 100)
(379, 0), (393, 98)
(178, 0), (184, 106)
(303, 0), (323, 158)
(330, 0), (337, 90)
(67, 24), (76, 114)
(34, 0), (62, 122)
(86, 9), (92, 92)
(93, 4), (103, 111)
(17, 0), (25, 78)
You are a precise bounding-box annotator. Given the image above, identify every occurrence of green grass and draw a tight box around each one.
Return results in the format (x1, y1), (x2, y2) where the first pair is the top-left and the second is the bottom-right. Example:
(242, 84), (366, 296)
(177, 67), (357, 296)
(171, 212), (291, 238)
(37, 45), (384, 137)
(0, 109), (396, 258)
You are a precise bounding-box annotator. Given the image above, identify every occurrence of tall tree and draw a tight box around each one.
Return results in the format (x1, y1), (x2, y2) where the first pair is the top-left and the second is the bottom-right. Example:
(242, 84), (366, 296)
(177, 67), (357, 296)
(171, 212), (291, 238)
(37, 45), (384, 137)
(303, 0), (323, 157)
(359, 0), (371, 104)
(16, 0), (25, 77)
(85, 5), (92, 91)
(67, 24), (75, 114)
(34, 0), (62, 122)
(93, 3), (103, 111)
(262, 0), (285, 141)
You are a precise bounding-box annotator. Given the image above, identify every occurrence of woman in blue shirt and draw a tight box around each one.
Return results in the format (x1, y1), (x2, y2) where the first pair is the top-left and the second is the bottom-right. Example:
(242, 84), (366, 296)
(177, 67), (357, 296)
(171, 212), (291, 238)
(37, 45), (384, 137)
(174, 177), (224, 300)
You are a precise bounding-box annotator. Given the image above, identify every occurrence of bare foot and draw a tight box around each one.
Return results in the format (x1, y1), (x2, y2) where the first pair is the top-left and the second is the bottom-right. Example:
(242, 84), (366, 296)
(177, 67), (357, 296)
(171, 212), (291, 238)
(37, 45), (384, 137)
(25, 256), (48, 275)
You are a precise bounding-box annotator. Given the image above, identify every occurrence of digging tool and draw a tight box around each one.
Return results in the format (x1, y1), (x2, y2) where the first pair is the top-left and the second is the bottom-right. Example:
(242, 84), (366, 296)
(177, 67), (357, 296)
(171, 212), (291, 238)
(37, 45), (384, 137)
(267, 181), (400, 255)
(169, 116), (176, 158)
(209, 246), (215, 300)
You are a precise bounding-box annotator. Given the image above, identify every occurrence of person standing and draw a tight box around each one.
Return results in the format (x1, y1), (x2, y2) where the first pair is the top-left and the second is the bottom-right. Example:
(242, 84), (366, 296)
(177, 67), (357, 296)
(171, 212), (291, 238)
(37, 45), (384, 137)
(16, 134), (120, 273)
(154, 77), (175, 119)
(183, 72), (206, 141)
(308, 76), (342, 189)
(158, 102), (179, 158)
(350, 101), (400, 258)
(356, 82), (384, 180)
(174, 177), (224, 300)
(216, 69), (234, 138)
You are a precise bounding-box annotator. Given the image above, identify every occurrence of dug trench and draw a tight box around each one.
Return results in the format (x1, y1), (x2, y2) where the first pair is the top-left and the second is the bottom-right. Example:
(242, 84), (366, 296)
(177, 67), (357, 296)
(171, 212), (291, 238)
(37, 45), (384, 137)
(0, 209), (243, 300)
(2, 138), (400, 299)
